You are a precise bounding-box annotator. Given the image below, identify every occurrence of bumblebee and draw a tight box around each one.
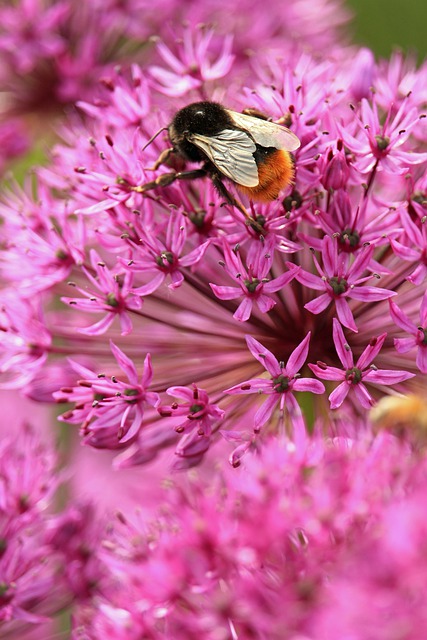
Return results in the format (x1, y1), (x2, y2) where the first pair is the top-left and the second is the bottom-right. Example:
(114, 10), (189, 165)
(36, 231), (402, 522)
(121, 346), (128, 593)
(139, 101), (300, 214)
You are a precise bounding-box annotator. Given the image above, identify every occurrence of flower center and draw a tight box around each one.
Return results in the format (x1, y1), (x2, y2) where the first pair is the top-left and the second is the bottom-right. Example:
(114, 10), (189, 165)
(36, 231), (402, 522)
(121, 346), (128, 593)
(156, 251), (175, 269)
(244, 278), (261, 293)
(328, 276), (348, 295)
(272, 374), (290, 393)
(189, 403), (205, 418)
(338, 228), (360, 251)
(418, 327), (427, 345)
(106, 292), (120, 307)
(124, 388), (140, 403)
(345, 367), (362, 384)
(375, 135), (390, 151)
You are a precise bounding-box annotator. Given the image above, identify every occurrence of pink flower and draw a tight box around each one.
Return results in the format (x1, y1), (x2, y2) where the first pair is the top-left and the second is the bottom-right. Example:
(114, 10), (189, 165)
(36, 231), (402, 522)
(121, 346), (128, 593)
(318, 139), (351, 190)
(390, 292), (427, 373)
(339, 96), (427, 175)
(0, 296), (51, 389)
(0, 0), (68, 74)
(225, 333), (324, 433)
(0, 427), (70, 630)
(291, 235), (395, 332)
(309, 318), (415, 409)
(55, 341), (159, 448)
(148, 26), (235, 98)
(158, 384), (224, 468)
(391, 208), (427, 285)
(125, 210), (211, 294)
(210, 238), (298, 321)
(61, 249), (142, 336)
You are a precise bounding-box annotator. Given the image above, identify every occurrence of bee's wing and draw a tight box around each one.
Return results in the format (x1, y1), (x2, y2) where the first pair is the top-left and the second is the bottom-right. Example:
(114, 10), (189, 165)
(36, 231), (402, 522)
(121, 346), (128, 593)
(226, 110), (301, 152)
(188, 129), (259, 187)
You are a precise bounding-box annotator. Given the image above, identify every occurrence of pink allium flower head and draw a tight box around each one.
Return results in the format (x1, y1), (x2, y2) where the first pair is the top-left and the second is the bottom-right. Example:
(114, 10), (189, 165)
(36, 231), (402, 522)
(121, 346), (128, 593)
(3, 5), (427, 637)
(310, 318), (415, 409)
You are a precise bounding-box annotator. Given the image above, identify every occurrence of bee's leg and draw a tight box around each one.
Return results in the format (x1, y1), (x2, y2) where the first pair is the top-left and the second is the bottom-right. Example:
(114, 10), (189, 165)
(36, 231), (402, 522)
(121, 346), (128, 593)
(209, 172), (253, 221)
(145, 147), (175, 171)
(241, 108), (270, 121)
(134, 168), (207, 193)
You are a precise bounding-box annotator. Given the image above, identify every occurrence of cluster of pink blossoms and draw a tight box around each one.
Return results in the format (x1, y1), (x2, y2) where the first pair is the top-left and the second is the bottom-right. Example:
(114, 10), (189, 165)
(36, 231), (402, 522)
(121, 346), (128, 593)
(1, 0), (427, 636)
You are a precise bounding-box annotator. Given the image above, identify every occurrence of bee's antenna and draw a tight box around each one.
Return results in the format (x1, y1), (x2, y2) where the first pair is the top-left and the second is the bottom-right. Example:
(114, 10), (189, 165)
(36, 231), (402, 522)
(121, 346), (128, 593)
(142, 127), (168, 152)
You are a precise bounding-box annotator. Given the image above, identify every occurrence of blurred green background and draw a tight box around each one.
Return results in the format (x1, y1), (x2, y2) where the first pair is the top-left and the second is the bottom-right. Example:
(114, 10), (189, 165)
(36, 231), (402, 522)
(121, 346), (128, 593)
(347, 0), (426, 60)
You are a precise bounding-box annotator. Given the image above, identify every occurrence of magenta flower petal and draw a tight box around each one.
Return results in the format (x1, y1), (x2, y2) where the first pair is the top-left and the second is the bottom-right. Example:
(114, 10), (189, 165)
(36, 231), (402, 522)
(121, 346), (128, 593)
(286, 332), (311, 376)
(245, 335), (281, 377)
(329, 381), (350, 409)
(110, 341), (139, 384)
(209, 284), (241, 300)
(332, 318), (354, 368)
(308, 363), (346, 381)
(363, 369), (415, 384)
(305, 293), (331, 314)
(349, 286), (396, 301)
(234, 298), (253, 322)
(253, 394), (279, 430)
(356, 333), (387, 370)
(292, 378), (325, 393)
(420, 291), (427, 325)
(335, 297), (358, 332)
(389, 300), (418, 334)
(394, 336), (417, 353)
(416, 347), (427, 373)
(353, 382), (375, 409)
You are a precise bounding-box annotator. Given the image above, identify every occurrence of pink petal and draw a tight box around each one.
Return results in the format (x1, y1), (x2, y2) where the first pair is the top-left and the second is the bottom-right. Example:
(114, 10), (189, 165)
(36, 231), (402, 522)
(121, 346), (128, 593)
(332, 318), (354, 367)
(254, 395), (278, 431)
(322, 235), (337, 276)
(350, 286), (396, 302)
(335, 297), (358, 333)
(210, 284), (241, 300)
(308, 363), (346, 381)
(245, 335), (281, 376)
(292, 378), (325, 394)
(286, 332), (311, 377)
(234, 298), (253, 322)
(348, 244), (374, 280)
(353, 383), (375, 409)
(363, 368), (415, 384)
(110, 341), (139, 384)
(407, 263), (427, 285)
(416, 346), (427, 373)
(420, 291), (427, 325)
(329, 381), (350, 409)
(305, 293), (331, 314)
(389, 300), (417, 334)
(78, 314), (115, 336)
(356, 333), (387, 370)
(256, 294), (276, 314)
(290, 266), (325, 290)
(394, 336), (417, 353)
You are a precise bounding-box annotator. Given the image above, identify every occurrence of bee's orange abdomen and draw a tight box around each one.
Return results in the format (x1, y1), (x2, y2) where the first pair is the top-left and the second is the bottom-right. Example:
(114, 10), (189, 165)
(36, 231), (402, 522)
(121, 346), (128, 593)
(237, 149), (294, 202)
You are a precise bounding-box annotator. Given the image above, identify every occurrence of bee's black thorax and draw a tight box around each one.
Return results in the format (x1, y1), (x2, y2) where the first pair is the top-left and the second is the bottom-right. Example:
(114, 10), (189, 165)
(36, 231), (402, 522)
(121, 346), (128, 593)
(168, 101), (235, 162)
